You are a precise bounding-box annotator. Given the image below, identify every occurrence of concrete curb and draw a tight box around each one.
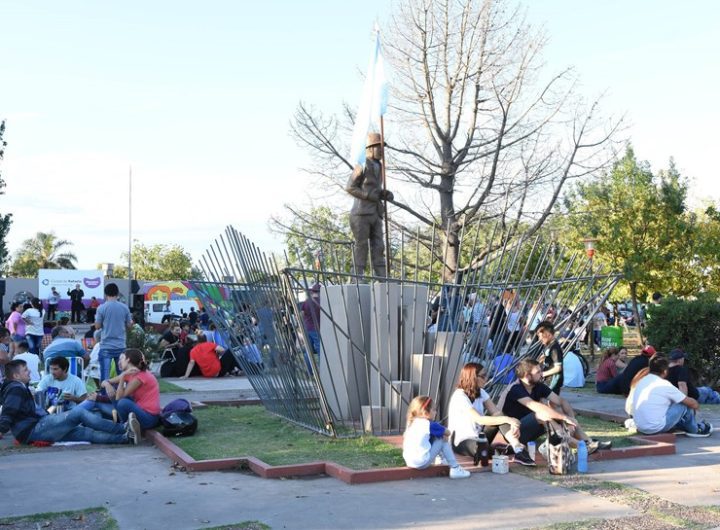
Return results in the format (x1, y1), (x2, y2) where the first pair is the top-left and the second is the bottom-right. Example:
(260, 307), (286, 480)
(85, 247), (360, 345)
(148, 408), (676, 484)
(147, 429), (459, 484)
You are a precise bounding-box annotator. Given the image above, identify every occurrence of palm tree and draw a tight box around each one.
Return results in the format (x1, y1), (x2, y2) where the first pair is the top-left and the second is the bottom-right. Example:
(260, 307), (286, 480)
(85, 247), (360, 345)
(10, 231), (77, 277)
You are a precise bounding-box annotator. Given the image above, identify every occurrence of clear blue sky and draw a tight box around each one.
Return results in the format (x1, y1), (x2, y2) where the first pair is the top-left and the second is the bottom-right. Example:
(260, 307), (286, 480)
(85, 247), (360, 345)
(1, 0), (717, 269)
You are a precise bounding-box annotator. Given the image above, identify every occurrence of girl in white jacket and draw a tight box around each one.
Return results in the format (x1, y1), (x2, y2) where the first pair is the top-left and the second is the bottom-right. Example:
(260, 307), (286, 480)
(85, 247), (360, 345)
(402, 395), (470, 479)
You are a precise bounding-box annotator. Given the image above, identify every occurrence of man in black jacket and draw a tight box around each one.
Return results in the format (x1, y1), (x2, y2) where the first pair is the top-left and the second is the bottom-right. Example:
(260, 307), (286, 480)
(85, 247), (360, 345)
(0, 360), (140, 445)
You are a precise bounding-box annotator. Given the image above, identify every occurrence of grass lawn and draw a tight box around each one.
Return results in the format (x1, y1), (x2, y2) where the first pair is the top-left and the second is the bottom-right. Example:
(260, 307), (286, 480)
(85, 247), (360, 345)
(574, 414), (637, 448)
(173, 405), (405, 470)
(0, 508), (118, 530)
(157, 378), (187, 393)
(171, 406), (637, 468)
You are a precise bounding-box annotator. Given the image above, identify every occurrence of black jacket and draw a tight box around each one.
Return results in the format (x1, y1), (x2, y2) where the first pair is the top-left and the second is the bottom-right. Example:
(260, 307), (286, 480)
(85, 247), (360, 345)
(0, 380), (42, 443)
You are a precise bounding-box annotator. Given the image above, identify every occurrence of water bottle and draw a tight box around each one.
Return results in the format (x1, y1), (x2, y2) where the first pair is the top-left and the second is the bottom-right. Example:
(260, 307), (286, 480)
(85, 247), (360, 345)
(577, 440), (588, 473)
(527, 441), (536, 462)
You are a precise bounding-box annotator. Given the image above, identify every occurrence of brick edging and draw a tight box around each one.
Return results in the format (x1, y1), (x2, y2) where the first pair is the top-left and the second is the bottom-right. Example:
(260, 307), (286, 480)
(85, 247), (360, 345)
(147, 423), (676, 484)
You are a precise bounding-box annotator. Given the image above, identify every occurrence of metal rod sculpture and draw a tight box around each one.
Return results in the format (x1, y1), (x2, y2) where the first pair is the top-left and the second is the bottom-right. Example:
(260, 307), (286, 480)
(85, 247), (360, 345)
(191, 226), (621, 437)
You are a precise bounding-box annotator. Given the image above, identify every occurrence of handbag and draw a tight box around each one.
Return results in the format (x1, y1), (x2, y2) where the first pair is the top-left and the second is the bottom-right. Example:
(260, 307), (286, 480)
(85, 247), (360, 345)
(151, 348), (176, 377)
(545, 421), (575, 475)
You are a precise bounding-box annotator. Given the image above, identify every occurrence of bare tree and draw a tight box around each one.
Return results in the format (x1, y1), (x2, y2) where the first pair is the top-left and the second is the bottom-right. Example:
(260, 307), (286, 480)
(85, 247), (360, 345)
(291, 0), (622, 281)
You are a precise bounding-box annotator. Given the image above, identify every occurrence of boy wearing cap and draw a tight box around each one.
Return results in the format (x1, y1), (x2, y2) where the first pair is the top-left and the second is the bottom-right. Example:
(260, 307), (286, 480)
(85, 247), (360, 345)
(346, 133), (394, 278)
(667, 349), (720, 404)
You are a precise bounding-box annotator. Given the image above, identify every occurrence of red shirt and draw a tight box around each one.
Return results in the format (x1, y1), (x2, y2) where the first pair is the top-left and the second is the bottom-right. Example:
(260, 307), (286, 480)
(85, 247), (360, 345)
(124, 370), (161, 415)
(190, 342), (220, 377)
(596, 357), (617, 383)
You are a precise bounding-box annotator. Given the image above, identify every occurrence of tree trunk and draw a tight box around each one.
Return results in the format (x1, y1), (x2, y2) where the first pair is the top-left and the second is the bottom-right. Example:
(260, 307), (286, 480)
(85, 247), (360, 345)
(439, 174), (459, 282)
(629, 282), (645, 344)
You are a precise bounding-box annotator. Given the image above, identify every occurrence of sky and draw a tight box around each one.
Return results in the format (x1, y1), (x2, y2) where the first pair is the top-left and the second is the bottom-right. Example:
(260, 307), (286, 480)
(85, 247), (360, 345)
(0, 0), (718, 271)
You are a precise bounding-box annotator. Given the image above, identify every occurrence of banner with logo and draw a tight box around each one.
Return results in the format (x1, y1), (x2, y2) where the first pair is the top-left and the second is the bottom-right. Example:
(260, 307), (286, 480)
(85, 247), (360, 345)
(38, 269), (104, 307)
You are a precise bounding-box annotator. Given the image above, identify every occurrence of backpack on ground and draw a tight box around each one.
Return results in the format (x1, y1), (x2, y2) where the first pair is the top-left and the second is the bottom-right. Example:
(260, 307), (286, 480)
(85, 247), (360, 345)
(160, 398), (198, 437)
(545, 421), (575, 475)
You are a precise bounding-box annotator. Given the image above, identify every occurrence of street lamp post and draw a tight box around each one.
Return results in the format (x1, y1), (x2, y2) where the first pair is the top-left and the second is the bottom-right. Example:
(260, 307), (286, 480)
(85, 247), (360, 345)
(583, 238), (598, 361)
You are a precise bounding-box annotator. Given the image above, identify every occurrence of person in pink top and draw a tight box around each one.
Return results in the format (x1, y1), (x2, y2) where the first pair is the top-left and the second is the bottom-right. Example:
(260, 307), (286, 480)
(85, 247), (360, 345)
(6, 303), (26, 355)
(80, 349), (161, 430)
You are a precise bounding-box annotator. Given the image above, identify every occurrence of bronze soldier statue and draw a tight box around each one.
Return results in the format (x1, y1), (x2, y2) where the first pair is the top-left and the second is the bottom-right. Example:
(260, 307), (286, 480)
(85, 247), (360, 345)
(346, 132), (394, 277)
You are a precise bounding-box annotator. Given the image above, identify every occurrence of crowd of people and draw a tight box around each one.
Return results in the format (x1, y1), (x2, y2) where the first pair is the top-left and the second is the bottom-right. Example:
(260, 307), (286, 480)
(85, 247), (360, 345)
(0, 283), (158, 446)
(403, 320), (617, 478)
(403, 308), (717, 478)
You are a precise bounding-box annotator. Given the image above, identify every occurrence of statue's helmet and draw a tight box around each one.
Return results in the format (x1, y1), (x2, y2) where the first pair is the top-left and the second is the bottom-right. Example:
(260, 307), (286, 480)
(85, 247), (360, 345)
(366, 132), (383, 148)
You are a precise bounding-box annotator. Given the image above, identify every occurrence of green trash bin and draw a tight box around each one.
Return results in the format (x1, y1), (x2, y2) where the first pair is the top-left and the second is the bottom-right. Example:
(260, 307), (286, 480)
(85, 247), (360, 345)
(600, 325), (623, 348)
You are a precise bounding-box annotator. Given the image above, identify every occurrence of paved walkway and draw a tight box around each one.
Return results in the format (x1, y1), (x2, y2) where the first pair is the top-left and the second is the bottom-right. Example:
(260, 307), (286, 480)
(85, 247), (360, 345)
(1, 382), (719, 529)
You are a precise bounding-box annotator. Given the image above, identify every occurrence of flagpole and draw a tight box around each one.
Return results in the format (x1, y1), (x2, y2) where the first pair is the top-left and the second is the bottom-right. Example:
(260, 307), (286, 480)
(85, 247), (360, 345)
(128, 165), (132, 304)
(380, 115), (390, 277)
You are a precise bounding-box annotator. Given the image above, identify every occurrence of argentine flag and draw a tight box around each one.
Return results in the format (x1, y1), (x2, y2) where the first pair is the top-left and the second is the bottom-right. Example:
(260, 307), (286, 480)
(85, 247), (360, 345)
(349, 28), (388, 168)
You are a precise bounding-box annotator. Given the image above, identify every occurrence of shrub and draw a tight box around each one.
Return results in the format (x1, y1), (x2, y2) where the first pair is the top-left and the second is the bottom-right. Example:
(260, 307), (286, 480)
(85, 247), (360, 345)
(645, 293), (720, 386)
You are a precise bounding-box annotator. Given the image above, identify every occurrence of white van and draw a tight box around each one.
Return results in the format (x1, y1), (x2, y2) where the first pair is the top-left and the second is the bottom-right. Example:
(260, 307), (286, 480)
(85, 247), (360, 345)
(144, 300), (200, 324)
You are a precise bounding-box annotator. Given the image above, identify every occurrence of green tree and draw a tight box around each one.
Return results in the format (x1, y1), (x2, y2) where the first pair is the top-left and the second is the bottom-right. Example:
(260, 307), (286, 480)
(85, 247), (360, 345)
(271, 205), (354, 274)
(0, 120), (13, 272)
(645, 294), (720, 387)
(562, 147), (690, 327)
(115, 242), (195, 280)
(666, 205), (720, 295)
(10, 231), (77, 277)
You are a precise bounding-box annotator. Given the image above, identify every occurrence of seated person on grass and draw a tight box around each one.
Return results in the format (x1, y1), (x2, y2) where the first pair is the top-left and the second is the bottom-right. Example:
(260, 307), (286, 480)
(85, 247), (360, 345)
(242, 336), (264, 374)
(12, 341), (41, 384)
(37, 356), (87, 410)
(629, 355), (713, 437)
(43, 326), (90, 364)
(0, 360), (140, 445)
(181, 331), (239, 378)
(502, 359), (611, 455)
(667, 349), (720, 405)
(596, 347), (622, 394)
(80, 349), (161, 430)
(448, 363), (534, 466)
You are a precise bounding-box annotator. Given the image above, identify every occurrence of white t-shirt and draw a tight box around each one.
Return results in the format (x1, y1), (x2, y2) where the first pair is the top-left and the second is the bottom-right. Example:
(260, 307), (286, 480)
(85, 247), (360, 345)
(563, 351), (585, 388)
(22, 308), (44, 336)
(447, 388), (490, 444)
(593, 312), (607, 331)
(402, 418), (432, 468)
(14, 352), (41, 383)
(632, 373), (686, 434)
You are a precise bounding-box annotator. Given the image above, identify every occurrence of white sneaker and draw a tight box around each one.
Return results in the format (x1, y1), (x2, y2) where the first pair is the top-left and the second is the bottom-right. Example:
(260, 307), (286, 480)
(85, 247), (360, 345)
(449, 465), (471, 479)
(434, 455), (447, 465)
(624, 418), (636, 431)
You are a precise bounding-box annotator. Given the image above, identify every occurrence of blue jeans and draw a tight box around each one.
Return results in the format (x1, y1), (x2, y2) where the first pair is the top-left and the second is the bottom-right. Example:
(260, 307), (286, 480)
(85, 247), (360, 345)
(27, 407), (127, 444)
(26, 334), (43, 355)
(697, 387), (720, 404)
(307, 330), (320, 355)
(412, 438), (460, 469)
(99, 348), (125, 383)
(79, 397), (160, 429)
(663, 403), (698, 434)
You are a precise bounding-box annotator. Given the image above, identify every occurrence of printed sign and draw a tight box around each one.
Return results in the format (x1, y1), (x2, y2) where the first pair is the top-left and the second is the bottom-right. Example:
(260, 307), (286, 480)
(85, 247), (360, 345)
(38, 269), (105, 302)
